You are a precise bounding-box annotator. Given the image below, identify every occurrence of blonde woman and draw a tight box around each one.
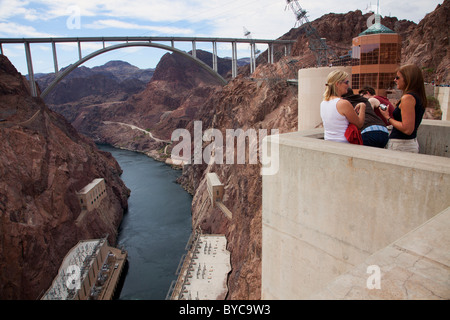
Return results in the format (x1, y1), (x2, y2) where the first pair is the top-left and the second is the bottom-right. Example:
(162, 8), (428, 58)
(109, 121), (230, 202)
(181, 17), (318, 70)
(379, 64), (426, 153)
(320, 70), (365, 143)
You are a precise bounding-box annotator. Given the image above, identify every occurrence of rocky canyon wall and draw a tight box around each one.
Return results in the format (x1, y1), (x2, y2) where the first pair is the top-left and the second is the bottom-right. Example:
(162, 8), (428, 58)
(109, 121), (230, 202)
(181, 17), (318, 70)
(24, 3), (449, 300)
(0, 55), (130, 299)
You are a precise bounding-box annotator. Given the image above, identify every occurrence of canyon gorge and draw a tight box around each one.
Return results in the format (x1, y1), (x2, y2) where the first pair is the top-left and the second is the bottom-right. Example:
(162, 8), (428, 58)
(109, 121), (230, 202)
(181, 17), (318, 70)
(0, 2), (448, 299)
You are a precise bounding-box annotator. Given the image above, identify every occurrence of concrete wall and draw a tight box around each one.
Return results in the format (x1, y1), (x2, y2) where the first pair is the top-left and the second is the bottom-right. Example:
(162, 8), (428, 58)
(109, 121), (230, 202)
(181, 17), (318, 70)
(418, 119), (450, 157)
(298, 66), (352, 131)
(435, 86), (450, 121)
(311, 206), (450, 299)
(261, 127), (450, 299)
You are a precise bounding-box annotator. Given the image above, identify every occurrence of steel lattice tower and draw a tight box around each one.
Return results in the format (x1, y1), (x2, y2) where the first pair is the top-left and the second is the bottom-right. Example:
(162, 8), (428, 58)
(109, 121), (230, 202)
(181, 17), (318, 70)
(285, 0), (337, 66)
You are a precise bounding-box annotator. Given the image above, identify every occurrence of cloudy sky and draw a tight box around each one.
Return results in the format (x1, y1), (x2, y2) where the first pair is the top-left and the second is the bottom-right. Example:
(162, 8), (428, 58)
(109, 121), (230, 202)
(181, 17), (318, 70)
(0, 0), (443, 75)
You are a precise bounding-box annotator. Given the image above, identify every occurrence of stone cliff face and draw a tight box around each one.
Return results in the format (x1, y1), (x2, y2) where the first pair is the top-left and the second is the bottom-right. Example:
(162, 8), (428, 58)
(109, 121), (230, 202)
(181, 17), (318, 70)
(0, 55), (130, 299)
(402, 0), (449, 83)
(176, 61), (299, 299)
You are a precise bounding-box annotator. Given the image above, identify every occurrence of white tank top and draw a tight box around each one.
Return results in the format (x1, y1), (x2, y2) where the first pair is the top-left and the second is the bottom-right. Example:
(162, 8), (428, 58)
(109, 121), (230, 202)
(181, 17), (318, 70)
(320, 98), (349, 143)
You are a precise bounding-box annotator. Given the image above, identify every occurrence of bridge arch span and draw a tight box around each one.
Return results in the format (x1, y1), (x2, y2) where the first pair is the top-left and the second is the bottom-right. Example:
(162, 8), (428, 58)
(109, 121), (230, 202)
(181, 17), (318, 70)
(41, 42), (227, 99)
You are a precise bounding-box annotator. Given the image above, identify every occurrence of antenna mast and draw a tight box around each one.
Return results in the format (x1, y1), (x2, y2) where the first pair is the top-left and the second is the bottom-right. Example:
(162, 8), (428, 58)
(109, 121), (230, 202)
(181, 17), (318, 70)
(285, 0), (337, 66)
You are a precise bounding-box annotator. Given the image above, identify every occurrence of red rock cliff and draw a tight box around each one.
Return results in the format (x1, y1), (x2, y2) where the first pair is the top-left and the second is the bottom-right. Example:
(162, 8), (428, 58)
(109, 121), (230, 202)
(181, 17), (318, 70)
(0, 55), (130, 299)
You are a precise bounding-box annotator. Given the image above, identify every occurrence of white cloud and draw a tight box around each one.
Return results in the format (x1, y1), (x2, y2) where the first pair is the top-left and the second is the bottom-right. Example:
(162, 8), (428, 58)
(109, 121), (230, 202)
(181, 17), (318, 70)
(1, 0), (444, 39)
(0, 21), (57, 37)
(85, 19), (194, 35)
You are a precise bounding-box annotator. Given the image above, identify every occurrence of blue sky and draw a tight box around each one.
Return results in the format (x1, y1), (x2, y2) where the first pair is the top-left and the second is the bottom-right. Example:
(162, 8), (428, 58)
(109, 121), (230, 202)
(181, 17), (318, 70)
(0, 0), (444, 75)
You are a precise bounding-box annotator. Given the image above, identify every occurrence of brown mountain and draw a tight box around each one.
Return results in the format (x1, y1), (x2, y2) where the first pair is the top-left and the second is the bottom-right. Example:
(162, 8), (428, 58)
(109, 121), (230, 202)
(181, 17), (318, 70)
(37, 61), (153, 105)
(0, 55), (130, 299)
(402, 0), (449, 83)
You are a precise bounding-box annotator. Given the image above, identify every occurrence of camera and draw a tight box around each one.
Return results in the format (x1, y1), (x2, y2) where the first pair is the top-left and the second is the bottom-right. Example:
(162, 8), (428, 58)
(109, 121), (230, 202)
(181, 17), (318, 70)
(379, 104), (388, 111)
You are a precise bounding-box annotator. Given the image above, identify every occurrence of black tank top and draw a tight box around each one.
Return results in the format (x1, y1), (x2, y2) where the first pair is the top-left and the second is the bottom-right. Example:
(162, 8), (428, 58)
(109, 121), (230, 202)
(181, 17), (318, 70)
(389, 92), (425, 140)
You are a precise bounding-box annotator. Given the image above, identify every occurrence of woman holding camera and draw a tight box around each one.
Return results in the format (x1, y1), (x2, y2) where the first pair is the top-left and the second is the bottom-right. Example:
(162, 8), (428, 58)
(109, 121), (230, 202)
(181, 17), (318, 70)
(379, 64), (426, 153)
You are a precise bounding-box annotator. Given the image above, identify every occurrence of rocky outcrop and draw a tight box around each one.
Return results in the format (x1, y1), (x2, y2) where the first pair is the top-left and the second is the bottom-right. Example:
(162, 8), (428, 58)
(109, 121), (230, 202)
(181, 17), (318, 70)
(0, 55), (130, 299)
(402, 0), (450, 83)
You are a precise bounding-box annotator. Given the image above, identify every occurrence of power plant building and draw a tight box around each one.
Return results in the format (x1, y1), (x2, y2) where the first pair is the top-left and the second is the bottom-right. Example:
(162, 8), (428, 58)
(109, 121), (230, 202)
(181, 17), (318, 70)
(76, 178), (107, 212)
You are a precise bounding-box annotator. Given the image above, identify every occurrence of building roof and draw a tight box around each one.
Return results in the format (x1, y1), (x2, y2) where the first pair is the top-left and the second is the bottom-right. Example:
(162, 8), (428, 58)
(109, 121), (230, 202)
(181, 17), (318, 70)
(359, 22), (395, 36)
(206, 172), (223, 187)
(77, 178), (104, 194)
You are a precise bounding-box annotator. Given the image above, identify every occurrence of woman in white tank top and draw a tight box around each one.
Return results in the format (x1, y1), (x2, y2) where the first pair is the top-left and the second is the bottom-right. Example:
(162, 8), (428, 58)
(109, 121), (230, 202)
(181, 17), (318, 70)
(320, 70), (366, 143)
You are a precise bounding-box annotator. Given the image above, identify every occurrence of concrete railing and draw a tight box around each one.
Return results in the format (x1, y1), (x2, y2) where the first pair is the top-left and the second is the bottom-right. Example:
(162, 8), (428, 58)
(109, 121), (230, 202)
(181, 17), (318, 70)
(418, 120), (450, 157)
(261, 121), (450, 299)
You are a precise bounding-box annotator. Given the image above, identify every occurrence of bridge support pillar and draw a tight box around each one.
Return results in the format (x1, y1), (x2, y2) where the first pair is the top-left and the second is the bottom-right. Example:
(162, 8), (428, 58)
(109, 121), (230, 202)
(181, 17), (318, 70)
(268, 43), (274, 64)
(212, 41), (218, 73)
(250, 42), (256, 74)
(192, 40), (196, 58)
(24, 42), (38, 97)
(52, 42), (59, 74)
(78, 41), (82, 60)
(231, 42), (237, 79)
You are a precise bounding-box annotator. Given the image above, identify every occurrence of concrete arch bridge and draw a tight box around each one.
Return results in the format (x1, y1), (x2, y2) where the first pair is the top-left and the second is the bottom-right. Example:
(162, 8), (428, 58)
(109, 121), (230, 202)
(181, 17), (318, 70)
(0, 36), (296, 98)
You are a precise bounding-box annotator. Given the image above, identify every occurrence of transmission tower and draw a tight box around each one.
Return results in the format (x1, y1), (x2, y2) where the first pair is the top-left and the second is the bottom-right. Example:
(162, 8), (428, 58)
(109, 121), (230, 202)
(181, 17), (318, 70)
(285, 0), (337, 67)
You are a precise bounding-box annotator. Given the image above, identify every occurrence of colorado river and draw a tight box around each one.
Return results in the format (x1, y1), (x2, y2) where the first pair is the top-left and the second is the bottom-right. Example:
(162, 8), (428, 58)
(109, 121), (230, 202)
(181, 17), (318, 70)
(97, 144), (192, 300)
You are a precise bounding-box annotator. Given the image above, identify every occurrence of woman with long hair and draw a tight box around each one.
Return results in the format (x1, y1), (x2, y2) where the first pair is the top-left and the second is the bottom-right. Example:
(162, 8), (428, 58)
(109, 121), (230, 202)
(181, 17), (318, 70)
(379, 64), (427, 153)
(320, 70), (365, 143)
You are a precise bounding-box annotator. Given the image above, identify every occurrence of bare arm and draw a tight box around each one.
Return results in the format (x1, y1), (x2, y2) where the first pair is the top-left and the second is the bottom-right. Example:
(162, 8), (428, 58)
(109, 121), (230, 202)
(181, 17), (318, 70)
(368, 97), (380, 109)
(337, 99), (366, 129)
(379, 94), (416, 135)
